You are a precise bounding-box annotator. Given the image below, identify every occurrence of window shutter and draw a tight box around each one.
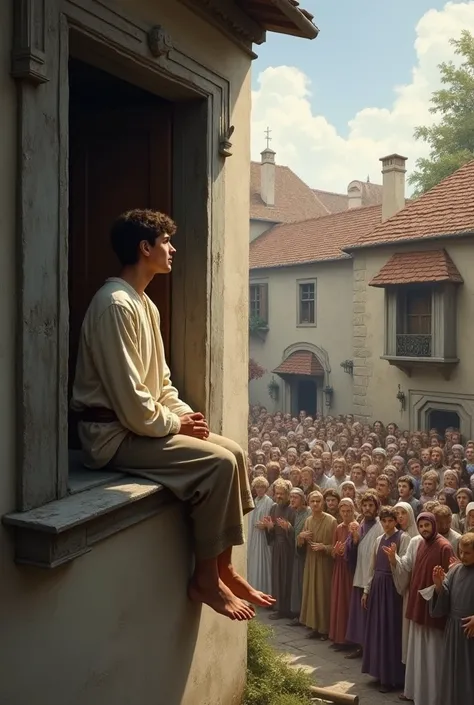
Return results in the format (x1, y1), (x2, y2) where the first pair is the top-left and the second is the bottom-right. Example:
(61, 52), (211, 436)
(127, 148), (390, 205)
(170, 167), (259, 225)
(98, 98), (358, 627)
(260, 284), (268, 323)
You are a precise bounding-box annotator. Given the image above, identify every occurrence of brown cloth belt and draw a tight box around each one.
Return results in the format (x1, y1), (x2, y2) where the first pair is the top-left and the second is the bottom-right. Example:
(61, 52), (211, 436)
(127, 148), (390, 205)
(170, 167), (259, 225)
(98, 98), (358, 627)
(72, 407), (119, 423)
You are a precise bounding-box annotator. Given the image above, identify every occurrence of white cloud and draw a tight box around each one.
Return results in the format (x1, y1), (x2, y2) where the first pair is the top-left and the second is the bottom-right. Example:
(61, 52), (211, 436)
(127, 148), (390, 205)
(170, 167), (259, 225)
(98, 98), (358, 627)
(251, 1), (474, 194)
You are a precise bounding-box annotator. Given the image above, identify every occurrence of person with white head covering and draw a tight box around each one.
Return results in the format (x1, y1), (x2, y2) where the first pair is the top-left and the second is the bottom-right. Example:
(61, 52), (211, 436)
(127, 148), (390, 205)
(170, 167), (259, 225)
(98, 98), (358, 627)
(393, 501), (420, 664)
(247, 476), (275, 597)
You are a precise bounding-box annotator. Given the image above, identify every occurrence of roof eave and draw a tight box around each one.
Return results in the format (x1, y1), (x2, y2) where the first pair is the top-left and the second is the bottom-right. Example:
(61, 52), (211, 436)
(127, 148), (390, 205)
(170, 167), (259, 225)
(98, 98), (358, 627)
(370, 277), (464, 288)
(249, 254), (352, 270)
(343, 229), (474, 254)
(267, 0), (319, 39)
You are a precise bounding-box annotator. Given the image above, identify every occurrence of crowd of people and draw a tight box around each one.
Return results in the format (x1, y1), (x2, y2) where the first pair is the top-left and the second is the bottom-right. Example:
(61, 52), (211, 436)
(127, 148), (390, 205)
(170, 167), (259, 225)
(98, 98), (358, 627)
(246, 407), (474, 705)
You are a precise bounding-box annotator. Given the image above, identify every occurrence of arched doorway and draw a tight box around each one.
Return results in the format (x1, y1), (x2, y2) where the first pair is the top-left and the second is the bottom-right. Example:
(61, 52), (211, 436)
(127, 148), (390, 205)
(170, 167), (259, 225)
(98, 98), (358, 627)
(272, 349), (325, 416)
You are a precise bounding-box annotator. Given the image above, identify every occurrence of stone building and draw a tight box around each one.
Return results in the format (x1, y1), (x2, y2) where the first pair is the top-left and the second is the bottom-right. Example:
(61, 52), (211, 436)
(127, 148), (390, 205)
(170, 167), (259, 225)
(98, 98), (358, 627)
(0, 2), (317, 704)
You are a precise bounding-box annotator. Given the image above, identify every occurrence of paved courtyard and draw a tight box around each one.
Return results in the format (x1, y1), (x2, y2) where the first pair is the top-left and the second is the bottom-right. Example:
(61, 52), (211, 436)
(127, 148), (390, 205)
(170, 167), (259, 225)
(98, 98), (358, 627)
(258, 609), (401, 705)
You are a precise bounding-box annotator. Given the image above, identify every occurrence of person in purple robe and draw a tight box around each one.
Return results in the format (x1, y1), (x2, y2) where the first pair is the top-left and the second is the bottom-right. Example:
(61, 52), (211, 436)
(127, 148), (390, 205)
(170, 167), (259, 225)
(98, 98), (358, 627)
(361, 506), (411, 692)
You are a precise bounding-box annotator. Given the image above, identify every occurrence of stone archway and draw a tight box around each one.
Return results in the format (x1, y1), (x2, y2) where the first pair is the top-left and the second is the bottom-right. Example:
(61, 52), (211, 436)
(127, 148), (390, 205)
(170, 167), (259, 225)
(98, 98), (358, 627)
(276, 343), (331, 415)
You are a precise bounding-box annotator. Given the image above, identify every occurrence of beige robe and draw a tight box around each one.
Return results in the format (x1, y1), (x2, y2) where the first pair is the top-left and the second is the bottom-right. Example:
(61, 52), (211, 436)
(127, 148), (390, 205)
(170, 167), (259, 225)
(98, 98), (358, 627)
(299, 512), (337, 633)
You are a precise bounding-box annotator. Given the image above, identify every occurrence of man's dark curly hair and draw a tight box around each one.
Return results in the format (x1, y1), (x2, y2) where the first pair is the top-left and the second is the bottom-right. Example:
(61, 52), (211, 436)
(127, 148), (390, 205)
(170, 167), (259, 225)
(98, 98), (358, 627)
(110, 209), (177, 266)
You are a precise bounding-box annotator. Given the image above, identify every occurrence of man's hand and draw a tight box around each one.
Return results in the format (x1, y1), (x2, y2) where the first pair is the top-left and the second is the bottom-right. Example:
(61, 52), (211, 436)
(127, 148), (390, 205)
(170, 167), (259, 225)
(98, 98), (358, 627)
(300, 530), (313, 542)
(432, 565), (446, 593)
(349, 521), (360, 544)
(310, 542), (325, 552)
(332, 540), (345, 557)
(178, 412), (209, 439)
(262, 516), (274, 530)
(382, 542), (398, 567)
(462, 615), (474, 638)
(276, 518), (291, 530)
(361, 593), (368, 610)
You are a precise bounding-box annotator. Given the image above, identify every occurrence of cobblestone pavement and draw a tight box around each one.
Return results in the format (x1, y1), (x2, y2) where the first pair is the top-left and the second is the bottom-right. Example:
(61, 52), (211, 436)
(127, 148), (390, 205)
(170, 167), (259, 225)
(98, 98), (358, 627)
(258, 609), (401, 705)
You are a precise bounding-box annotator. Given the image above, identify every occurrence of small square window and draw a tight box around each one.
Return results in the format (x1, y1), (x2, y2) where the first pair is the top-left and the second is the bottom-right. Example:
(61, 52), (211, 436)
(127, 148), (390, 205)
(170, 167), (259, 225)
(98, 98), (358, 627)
(249, 283), (268, 324)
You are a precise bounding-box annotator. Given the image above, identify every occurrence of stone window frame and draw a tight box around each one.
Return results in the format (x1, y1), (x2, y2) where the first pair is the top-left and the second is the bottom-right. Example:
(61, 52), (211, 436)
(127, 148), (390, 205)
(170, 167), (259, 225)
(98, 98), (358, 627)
(381, 283), (459, 377)
(296, 278), (317, 327)
(5, 0), (237, 566)
(409, 390), (474, 441)
(249, 282), (269, 324)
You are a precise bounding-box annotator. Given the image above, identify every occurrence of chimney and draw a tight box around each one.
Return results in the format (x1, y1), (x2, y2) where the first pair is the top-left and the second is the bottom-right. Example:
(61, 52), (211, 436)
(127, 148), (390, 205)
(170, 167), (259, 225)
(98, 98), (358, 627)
(347, 181), (362, 209)
(380, 154), (407, 221)
(260, 147), (276, 206)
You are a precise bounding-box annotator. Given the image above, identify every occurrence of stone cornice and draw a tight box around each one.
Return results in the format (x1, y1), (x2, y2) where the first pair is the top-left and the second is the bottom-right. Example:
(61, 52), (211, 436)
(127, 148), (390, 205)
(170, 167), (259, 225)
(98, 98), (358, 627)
(178, 0), (266, 56)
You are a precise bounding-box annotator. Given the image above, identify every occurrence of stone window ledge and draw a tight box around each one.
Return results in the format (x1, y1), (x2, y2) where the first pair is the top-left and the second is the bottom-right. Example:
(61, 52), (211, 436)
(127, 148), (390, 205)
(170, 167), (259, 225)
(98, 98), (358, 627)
(381, 355), (459, 380)
(2, 468), (175, 569)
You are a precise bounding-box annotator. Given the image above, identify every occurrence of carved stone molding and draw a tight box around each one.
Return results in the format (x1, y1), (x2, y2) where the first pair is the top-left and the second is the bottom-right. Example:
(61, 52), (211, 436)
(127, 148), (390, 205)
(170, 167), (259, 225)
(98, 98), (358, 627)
(11, 0), (49, 84)
(148, 25), (173, 59)
(219, 124), (234, 158)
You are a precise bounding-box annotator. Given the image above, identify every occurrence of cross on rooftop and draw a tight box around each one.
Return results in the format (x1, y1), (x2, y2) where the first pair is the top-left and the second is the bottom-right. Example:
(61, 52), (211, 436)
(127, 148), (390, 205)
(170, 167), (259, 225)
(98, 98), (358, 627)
(264, 126), (272, 149)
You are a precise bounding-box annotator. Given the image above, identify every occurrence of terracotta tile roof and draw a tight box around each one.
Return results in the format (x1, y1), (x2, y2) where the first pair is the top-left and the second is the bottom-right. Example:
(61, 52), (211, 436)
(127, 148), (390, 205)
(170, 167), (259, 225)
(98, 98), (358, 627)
(349, 159), (474, 249)
(250, 161), (329, 223)
(369, 250), (464, 287)
(238, 0), (319, 39)
(312, 181), (383, 214)
(273, 350), (324, 376)
(250, 204), (382, 269)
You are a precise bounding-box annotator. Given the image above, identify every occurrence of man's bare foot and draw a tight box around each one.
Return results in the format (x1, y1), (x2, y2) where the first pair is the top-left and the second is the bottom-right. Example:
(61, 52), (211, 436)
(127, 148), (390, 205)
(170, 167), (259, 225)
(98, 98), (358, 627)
(219, 566), (276, 608)
(188, 577), (255, 621)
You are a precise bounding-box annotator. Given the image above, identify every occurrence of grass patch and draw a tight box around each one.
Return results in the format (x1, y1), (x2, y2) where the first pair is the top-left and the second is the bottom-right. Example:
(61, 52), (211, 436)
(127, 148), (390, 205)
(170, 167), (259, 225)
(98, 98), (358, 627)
(243, 620), (314, 705)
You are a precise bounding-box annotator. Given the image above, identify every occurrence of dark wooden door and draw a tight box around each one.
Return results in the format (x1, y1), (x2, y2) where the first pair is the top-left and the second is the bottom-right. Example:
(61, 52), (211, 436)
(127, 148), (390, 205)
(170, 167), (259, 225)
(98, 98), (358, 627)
(69, 106), (172, 401)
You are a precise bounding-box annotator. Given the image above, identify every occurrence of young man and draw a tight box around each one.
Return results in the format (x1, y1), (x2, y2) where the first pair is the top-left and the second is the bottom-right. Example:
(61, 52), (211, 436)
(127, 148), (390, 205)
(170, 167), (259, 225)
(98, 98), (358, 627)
(397, 475), (422, 517)
(344, 492), (383, 659)
(362, 507), (410, 692)
(376, 474), (396, 506)
(433, 504), (461, 554)
(71, 209), (263, 622)
(430, 532), (474, 705)
(384, 512), (454, 705)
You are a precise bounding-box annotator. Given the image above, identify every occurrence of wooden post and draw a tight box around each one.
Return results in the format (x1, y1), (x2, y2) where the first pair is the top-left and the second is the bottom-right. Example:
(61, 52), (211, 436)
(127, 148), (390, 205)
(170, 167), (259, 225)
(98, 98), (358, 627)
(309, 685), (359, 705)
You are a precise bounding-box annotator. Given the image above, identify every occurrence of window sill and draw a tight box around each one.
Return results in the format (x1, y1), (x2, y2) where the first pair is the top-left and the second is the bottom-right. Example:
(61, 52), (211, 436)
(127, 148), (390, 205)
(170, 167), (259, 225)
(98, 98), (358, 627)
(2, 464), (175, 568)
(381, 355), (459, 380)
(296, 323), (316, 328)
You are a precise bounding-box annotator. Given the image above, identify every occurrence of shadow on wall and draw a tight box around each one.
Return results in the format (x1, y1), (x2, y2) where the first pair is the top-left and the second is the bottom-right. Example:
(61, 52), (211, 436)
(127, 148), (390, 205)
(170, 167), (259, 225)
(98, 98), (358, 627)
(0, 502), (206, 705)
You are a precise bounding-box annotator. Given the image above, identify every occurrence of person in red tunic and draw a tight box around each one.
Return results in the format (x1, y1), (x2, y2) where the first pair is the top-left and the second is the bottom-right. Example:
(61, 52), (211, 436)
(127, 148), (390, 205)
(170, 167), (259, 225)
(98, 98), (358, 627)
(329, 498), (359, 650)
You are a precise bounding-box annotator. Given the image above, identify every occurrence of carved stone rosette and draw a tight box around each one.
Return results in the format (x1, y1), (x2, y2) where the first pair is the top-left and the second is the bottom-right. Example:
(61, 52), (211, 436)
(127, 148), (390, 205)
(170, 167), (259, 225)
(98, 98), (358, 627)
(11, 0), (49, 85)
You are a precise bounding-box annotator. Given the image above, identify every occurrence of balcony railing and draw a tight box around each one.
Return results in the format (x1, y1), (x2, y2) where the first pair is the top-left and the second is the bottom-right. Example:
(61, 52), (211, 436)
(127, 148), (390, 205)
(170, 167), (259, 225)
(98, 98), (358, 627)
(396, 334), (432, 358)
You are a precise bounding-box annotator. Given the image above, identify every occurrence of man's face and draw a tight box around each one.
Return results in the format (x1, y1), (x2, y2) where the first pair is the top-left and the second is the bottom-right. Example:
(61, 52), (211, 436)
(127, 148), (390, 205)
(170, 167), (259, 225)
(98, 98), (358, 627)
(374, 453), (385, 467)
(435, 514), (451, 536)
(299, 411), (306, 421)
(410, 462), (421, 478)
(301, 471), (313, 487)
(366, 467), (378, 487)
(361, 499), (377, 519)
(144, 232), (176, 274)
(393, 458), (404, 473)
(255, 485), (267, 498)
(459, 542), (474, 566)
(376, 479), (390, 498)
(287, 451), (297, 466)
(398, 481), (411, 499)
(313, 460), (323, 477)
(444, 474), (457, 489)
(333, 461), (345, 478)
(325, 496), (339, 512)
(466, 448), (474, 462)
(421, 449), (431, 464)
(423, 477), (437, 495)
(339, 504), (353, 523)
(431, 449), (442, 464)
(457, 492), (470, 511)
(309, 494), (323, 512)
(381, 516), (396, 534)
(342, 485), (355, 499)
(322, 452), (331, 466)
(274, 488), (288, 504)
(351, 467), (363, 484)
(290, 494), (303, 510)
(289, 468), (301, 485)
(418, 518), (434, 540)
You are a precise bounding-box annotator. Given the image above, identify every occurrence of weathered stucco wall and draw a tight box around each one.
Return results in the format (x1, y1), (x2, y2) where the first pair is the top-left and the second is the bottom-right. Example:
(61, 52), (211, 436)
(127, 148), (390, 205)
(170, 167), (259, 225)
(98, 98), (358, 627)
(250, 219), (276, 241)
(353, 237), (474, 434)
(249, 260), (354, 415)
(0, 1), (250, 703)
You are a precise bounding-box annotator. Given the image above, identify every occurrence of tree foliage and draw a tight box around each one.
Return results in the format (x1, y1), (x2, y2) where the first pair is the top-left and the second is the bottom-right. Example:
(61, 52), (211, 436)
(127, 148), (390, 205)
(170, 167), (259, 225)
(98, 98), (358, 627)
(249, 358), (266, 382)
(409, 30), (474, 195)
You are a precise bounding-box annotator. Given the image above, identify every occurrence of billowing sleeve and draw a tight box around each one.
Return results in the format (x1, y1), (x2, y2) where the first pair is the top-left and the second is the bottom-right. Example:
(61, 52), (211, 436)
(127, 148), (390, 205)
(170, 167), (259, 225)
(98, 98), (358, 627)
(391, 536), (417, 596)
(159, 359), (194, 416)
(91, 304), (181, 437)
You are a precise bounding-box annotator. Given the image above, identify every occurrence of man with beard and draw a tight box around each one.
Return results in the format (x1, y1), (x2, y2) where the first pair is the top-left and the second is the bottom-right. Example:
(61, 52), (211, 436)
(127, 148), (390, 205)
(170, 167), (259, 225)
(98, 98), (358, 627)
(288, 487), (311, 625)
(430, 532), (474, 705)
(433, 504), (461, 554)
(384, 512), (454, 704)
(263, 479), (296, 620)
(344, 492), (383, 659)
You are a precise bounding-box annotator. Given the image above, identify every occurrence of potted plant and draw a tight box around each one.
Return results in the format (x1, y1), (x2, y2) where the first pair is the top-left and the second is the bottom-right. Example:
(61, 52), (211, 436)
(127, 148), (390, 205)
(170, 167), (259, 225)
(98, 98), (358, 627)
(267, 376), (280, 402)
(249, 314), (269, 340)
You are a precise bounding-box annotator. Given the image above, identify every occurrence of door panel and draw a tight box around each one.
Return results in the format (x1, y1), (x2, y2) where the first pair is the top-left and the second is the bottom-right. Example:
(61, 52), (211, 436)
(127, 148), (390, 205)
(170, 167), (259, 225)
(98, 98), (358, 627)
(69, 106), (172, 400)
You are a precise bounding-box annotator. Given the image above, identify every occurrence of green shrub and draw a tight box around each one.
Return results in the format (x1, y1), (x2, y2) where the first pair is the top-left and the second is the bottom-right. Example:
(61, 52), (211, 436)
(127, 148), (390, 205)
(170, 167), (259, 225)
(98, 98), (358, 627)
(243, 620), (313, 705)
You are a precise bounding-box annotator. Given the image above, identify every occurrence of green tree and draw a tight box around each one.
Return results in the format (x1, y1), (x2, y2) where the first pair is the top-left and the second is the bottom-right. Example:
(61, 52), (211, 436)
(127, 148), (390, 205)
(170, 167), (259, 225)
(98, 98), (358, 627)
(409, 30), (474, 195)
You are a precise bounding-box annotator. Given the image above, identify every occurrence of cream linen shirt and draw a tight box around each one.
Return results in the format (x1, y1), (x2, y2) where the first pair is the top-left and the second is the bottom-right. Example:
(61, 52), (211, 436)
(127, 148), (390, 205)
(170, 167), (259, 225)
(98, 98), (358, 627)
(71, 278), (193, 468)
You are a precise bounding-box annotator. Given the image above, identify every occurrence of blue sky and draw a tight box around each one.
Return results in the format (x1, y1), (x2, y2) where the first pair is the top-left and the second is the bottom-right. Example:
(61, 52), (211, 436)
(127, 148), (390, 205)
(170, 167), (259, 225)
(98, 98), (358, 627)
(253, 1), (453, 140)
(250, 1), (474, 192)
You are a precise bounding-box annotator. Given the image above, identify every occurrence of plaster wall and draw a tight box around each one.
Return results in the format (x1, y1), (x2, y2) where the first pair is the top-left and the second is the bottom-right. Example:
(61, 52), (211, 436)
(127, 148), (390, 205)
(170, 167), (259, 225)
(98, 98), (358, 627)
(0, 1), (250, 703)
(250, 218), (276, 241)
(249, 260), (354, 415)
(354, 237), (474, 435)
